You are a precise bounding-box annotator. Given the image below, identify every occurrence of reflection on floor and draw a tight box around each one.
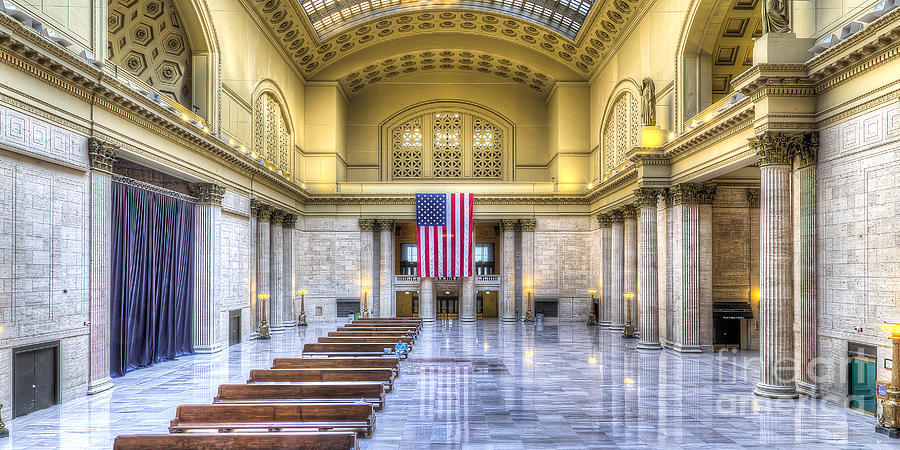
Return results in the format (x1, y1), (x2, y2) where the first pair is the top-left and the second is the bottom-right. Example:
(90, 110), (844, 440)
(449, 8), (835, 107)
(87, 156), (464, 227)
(1, 319), (891, 449)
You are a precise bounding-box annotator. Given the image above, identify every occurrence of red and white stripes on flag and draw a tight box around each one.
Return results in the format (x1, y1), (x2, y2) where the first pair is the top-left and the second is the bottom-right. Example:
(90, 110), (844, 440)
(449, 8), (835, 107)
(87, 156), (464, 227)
(415, 193), (474, 278)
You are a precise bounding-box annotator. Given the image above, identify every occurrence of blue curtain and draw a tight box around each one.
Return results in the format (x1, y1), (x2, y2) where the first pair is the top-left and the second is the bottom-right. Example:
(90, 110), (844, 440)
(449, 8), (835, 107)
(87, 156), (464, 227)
(110, 181), (195, 377)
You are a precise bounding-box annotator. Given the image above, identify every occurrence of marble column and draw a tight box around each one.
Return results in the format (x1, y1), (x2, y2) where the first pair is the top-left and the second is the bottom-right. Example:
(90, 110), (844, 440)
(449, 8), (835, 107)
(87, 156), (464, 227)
(87, 138), (116, 394)
(668, 183), (711, 353)
(635, 188), (662, 349)
(751, 132), (798, 399)
(520, 218), (536, 319)
(622, 205), (638, 335)
(255, 204), (272, 336)
(191, 183), (225, 353)
(657, 192), (670, 346)
(419, 277), (435, 322)
(460, 275), (476, 322)
(377, 219), (394, 318)
(358, 219), (375, 316)
(269, 210), (285, 332)
(282, 214), (296, 327)
(598, 214), (612, 327)
(610, 210), (625, 332)
(794, 135), (819, 397)
(500, 219), (518, 322)
(249, 201), (259, 335)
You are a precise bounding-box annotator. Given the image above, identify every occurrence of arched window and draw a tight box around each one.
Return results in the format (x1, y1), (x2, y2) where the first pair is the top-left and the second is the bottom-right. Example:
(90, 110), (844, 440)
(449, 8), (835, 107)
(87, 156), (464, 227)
(602, 91), (639, 173)
(385, 106), (509, 180)
(253, 92), (292, 170)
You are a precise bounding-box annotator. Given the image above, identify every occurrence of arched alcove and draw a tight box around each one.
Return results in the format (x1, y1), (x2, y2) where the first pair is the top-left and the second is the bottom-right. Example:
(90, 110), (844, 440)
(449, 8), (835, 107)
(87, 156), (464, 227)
(252, 80), (296, 178)
(599, 79), (640, 175)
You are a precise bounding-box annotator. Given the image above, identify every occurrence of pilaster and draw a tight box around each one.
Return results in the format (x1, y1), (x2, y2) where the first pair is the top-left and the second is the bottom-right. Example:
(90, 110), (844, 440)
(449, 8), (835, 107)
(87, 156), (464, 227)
(519, 218), (536, 320)
(609, 209), (625, 332)
(282, 214), (297, 328)
(500, 219), (517, 322)
(269, 210), (285, 332)
(255, 204), (272, 337)
(87, 138), (117, 394)
(420, 277), (435, 322)
(358, 218), (375, 319)
(598, 214), (612, 327)
(191, 183), (225, 353)
(622, 206), (638, 336)
(794, 132), (819, 397)
(635, 189), (662, 349)
(750, 131), (799, 399)
(377, 219), (394, 318)
(460, 275), (476, 322)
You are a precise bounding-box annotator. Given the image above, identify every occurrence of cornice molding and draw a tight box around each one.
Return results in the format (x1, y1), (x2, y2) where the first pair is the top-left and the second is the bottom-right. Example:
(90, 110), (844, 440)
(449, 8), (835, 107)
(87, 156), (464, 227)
(306, 193), (588, 206)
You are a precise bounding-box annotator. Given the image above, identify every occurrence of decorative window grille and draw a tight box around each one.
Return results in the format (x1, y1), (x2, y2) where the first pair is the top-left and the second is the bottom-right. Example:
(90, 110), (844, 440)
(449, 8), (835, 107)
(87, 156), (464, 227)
(392, 117), (423, 178)
(473, 118), (502, 178)
(387, 110), (504, 179)
(602, 91), (639, 173)
(253, 92), (291, 170)
(432, 112), (463, 178)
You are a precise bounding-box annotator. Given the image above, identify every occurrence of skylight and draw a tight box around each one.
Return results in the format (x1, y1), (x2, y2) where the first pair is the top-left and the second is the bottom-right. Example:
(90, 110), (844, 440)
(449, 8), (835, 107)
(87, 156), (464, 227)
(299, 0), (596, 40)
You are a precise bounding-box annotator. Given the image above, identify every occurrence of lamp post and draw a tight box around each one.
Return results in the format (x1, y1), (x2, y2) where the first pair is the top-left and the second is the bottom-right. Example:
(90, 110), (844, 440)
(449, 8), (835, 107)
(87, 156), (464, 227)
(623, 292), (636, 338)
(257, 293), (271, 339)
(587, 289), (598, 325)
(524, 288), (535, 322)
(877, 321), (900, 438)
(362, 287), (370, 318)
(297, 289), (308, 326)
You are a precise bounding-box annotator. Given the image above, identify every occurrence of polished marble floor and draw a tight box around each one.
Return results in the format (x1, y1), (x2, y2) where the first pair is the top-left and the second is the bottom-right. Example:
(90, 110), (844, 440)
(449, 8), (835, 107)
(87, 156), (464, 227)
(1, 319), (892, 449)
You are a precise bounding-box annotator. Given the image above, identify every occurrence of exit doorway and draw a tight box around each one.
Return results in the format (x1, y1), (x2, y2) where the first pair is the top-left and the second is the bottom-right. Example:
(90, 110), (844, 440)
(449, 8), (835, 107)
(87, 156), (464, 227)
(437, 290), (459, 319)
(848, 343), (877, 415)
(396, 291), (420, 317)
(477, 291), (499, 318)
(14, 342), (59, 418)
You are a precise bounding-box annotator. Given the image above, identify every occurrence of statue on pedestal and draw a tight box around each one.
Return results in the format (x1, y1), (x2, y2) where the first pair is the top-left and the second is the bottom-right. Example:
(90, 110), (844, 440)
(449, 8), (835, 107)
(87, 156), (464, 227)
(763, 0), (791, 33)
(640, 78), (656, 126)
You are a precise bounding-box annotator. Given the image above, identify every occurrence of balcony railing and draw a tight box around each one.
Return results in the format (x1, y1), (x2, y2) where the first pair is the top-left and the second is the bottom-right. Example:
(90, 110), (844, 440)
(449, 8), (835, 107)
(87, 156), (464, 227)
(394, 275), (419, 285)
(475, 275), (501, 285)
(393, 274), (502, 286)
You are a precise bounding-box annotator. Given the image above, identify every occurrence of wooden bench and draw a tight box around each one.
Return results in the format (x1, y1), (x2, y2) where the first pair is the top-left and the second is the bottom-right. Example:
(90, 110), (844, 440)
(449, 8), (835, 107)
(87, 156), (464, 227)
(318, 336), (413, 347)
(302, 343), (409, 359)
(114, 432), (359, 449)
(349, 320), (421, 328)
(168, 403), (375, 438)
(271, 357), (399, 375)
(248, 368), (394, 391)
(214, 382), (386, 411)
(339, 325), (419, 335)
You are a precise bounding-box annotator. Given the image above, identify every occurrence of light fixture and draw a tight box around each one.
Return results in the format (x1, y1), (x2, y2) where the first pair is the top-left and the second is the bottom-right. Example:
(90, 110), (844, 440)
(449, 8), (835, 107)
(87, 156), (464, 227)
(588, 357), (597, 364)
(623, 292), (636, 338)
(257, 293), (271, 339)
(877, 321), (900, 436)
(297, 289), (307, 326)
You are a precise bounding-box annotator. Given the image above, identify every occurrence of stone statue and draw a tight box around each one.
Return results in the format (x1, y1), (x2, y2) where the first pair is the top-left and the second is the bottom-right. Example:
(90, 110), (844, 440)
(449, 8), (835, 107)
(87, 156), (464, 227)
(640, 77), (656, 126)
(763, 0), (791, 33)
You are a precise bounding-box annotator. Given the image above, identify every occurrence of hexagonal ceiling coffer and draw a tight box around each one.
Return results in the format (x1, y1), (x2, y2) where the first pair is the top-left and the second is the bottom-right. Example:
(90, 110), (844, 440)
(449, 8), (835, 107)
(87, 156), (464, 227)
(123, 50), (148, 75)
(156, 60), (184, 84)
(131, 22), (154, 47)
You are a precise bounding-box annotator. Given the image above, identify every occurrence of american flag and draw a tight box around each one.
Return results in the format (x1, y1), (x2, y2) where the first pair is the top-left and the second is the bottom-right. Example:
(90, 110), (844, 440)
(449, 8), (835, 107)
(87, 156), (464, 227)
(416, 193), (474, 278)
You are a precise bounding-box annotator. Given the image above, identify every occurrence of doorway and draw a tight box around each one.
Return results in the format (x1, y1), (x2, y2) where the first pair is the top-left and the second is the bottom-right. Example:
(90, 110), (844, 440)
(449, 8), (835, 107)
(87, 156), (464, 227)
(14, 342), (59, 418)
(229, 310), (241, 346)
(713, 302), (753, 349)
(477, 291), (499, 318)
(396, 291), (419, 317)
(848, 343), (877, 415)
(437, 290), (459, 319)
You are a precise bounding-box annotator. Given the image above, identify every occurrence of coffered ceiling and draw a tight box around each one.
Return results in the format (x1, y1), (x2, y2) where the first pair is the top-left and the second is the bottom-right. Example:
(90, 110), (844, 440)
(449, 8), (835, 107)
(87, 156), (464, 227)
(244, 0), (650, 87)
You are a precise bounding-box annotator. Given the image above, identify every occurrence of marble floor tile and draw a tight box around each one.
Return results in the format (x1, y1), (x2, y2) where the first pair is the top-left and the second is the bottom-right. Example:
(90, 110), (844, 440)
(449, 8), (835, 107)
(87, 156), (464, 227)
(0, 319), (893, 449)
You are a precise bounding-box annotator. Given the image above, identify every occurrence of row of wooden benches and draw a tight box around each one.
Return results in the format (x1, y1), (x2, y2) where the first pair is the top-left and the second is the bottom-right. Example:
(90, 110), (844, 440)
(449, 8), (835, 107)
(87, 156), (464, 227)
(114, 317), (423, 449)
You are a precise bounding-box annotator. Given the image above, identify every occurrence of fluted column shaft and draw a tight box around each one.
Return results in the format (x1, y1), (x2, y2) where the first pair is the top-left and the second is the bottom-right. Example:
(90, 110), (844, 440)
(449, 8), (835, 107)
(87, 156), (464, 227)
(623, 207), (638, 334)
(599, 218), (612, 327)
(636, 189), (661, 349)
(256, 206), (271, 334)
(420, 277), (435, 321)
(378, 220), (394, 318)
(500, 219), (517, 322)
(282, 215), (296, 327)
(460, 276), (476, 321)
(358, 219), (375, 316)
(795, 160), (819, 397)
(753, 132), (798, 399)
(610, 212), (625, 331)
(193, 184), (225, 352)
(269, 212), (285, 332)
(87, 139), (116, 394)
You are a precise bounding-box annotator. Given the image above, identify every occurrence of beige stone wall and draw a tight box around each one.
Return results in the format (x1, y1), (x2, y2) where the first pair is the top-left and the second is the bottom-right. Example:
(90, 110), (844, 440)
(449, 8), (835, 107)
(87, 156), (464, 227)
(218, 191), (252, 345)
(295, 217), (362, 321)
(533, 216), (593, 320)
(711, 187), (753, 303)
(816, 99), (900, 403)
(0, 143), (92, 409)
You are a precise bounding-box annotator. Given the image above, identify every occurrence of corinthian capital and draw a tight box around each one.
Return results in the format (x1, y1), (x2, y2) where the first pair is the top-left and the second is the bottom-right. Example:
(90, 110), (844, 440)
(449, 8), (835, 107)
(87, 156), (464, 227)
(519, 218), (537, 232)
(376, 219), (394, 232)
(633, 188), (662, 208)
(88, 137), (119, 172)
(750, 131), (811, 166)
(358, 218), (375, 231)
(190, 183), (225, 205)
(500, 219), (517, 232)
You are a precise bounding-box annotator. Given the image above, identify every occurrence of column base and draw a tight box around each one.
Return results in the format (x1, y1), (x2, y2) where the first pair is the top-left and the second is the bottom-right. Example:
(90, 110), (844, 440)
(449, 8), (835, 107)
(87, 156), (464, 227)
(269, 325), (286, 333)
(599, 321), (611, 328)
(671, 343), (703, 353)
(501, 317), (518, 323)
(421, 317), (436, 323)
(87, 377), (114, 395)
(636, 341), (662, 350)
(194, 343), (227, 354)
(796, 380), (821, 398)
(609, 325), (624, 332)
(876, 426), (900, 439)
(459, 317), (476, 322)
(753, 382), (799, 399)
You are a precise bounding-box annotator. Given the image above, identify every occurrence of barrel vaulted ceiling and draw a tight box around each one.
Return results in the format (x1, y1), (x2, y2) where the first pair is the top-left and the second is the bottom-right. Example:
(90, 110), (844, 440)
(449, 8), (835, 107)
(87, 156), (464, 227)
(245, 0), (650, 88)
